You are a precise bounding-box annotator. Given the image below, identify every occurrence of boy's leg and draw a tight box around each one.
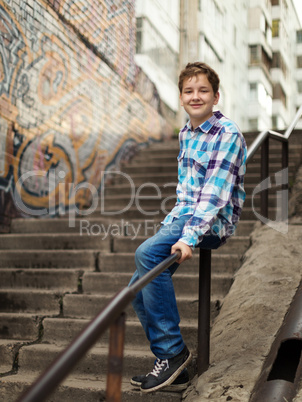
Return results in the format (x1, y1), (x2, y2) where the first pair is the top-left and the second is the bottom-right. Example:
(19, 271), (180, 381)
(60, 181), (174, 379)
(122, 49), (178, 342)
(129, 215), (191, 359)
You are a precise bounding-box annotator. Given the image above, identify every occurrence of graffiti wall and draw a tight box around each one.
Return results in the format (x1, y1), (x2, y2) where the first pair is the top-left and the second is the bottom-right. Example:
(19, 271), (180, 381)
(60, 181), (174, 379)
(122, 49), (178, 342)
(0, 0), (171, 226)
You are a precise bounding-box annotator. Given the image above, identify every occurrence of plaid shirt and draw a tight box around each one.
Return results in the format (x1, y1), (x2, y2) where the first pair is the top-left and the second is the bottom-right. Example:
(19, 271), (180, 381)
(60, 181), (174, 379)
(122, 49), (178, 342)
(162, 110), (247, 248)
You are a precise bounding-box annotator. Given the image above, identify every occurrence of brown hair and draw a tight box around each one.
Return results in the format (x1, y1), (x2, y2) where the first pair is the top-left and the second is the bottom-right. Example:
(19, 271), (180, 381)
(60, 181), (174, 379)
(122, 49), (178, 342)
(178, 62), (220, 95)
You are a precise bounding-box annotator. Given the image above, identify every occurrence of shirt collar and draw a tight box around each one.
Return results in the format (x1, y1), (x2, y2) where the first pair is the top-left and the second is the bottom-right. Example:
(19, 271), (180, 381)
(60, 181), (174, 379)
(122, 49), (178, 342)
(183, 111), (221, 135)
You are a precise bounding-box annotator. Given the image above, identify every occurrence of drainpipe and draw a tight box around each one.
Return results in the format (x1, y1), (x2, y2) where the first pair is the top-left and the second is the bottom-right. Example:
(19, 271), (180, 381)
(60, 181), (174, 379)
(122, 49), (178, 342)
(250, 282), (302, 401)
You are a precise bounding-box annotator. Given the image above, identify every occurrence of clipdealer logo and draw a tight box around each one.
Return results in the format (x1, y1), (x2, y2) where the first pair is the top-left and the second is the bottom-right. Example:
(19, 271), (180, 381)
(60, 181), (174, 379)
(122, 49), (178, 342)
(13, 168), (290, 236)
(13, 169), (176, 233)
(251, 168), (289, 234)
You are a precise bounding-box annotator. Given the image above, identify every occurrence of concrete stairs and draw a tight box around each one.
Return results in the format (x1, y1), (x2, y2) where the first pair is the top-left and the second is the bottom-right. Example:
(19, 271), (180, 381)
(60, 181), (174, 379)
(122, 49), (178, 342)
(0, 131), (301, 401)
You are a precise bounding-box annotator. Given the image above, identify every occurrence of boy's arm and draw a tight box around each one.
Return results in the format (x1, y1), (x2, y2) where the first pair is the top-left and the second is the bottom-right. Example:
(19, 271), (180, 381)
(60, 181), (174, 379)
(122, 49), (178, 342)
(179, 131), (246, 248)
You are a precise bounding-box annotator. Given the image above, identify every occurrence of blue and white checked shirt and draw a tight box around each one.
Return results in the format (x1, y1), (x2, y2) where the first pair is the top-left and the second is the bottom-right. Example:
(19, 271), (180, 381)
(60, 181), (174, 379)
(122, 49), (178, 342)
(162, 110), (247, 248)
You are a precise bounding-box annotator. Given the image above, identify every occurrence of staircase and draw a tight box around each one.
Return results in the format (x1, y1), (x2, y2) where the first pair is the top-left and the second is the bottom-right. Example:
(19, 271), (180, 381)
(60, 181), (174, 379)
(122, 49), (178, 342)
(0, 131), (301, 401)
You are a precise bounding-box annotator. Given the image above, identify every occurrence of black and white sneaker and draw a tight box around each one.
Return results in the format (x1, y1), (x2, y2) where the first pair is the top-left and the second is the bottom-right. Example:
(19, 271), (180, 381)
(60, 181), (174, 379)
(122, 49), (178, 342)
(140, 345), (192, 393)
(130, 368), (190, 392)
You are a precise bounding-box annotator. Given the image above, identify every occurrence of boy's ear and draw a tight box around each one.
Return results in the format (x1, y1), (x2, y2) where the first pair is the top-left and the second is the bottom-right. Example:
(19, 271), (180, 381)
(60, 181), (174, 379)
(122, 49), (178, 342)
(214, 91), (220, 105)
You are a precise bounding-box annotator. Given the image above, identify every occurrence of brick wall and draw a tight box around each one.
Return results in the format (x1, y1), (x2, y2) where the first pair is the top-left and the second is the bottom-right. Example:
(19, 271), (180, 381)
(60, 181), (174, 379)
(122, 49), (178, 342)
(0, 0), (172, 228)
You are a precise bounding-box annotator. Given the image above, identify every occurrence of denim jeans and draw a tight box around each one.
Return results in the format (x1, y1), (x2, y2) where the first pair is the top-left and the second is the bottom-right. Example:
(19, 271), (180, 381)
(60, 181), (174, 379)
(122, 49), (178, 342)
(129, 215), (221, 359)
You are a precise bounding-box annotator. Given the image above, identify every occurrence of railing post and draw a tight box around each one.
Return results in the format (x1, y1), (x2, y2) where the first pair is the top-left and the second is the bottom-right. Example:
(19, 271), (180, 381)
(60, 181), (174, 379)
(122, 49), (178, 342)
(106, 312), (126, 402)
(261, 137), (269, 220)
(197, 248), (211, 376)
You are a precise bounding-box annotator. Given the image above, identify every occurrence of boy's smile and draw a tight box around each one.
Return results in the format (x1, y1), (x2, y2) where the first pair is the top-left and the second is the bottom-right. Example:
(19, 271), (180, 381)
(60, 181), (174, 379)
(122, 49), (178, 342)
(180, 74), (219, 130)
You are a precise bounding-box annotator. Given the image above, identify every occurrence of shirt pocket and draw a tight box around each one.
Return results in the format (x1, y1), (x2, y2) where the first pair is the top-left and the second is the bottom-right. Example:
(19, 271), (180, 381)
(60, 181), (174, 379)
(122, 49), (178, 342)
(192, 150), (210, 172)
(191, 150), (210, 187)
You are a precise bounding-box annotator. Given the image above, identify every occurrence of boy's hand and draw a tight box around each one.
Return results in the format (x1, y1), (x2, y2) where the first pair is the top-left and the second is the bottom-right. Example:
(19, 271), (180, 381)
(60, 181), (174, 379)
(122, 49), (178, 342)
(171, 241), (193, 264)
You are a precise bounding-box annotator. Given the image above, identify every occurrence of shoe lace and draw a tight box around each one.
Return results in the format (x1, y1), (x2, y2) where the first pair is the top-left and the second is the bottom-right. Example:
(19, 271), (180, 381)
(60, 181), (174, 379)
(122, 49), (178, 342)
(148, 358), (169, 377)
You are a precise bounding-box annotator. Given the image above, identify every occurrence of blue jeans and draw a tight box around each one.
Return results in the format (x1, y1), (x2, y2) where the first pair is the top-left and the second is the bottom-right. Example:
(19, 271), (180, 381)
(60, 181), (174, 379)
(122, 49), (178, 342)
(129, 215), (221, 359)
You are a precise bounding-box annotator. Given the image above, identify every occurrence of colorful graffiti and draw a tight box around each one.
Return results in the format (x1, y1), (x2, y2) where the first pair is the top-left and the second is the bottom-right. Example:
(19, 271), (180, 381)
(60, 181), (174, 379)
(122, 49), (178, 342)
(0, 0), (171, 220)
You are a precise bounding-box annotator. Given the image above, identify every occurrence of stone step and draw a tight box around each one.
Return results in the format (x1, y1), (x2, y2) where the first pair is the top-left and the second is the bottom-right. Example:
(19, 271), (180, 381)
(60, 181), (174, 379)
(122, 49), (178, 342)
(109, 171), (296, 187)
(0, 339), (26, 374)
(82, 272), (233, 298)
(103, 181), (265, 194)
(0, 250), (98, 269)
(0, 233), (110, 250)
(8, 207), (273, 228)
(16, 343), (192, 379)
(42, 317), (199, 351)
(112, 235), (251, 255)
(95, 196), (176, 213)
(102, 178), (296, 198)
(0, 289), (62, 315)
(86, 205), (260, 221)
(98, 252), (242, 274)
(10, 217), (142, 234)
(121, 163), (177, 174)
(62, 294), (221, 322)
(10, 217), (255, 236)
(97, 193), (278, 212)
(0, 374), (183, 402)
(0, 269), (80, 291)
(135, 141), (301, 156)
(120, 161), (297, 175)
(103, 183), (176, 197)
(132, 150), (302, 164)
(0, 313), (41, 341)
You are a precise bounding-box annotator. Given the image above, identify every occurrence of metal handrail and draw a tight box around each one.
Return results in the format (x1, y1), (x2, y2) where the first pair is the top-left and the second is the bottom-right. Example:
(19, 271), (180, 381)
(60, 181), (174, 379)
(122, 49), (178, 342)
(246, 105), (302, 220)
(247, 104), (302, 164)
(17, 251), (181, 402)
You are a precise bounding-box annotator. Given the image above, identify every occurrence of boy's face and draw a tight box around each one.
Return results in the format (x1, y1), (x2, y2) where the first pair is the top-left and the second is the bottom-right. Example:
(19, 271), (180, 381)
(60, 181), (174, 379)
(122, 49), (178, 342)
(180, 73), (219, 129)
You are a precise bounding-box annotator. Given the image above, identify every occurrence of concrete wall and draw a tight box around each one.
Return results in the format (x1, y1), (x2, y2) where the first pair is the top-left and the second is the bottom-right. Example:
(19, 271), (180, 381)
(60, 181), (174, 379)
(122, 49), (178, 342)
(0, 0), (171, 228)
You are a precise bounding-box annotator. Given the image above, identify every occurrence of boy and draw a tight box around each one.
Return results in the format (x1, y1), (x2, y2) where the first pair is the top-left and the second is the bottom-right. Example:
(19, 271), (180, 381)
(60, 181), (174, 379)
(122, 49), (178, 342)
(129, 62), (247, 393)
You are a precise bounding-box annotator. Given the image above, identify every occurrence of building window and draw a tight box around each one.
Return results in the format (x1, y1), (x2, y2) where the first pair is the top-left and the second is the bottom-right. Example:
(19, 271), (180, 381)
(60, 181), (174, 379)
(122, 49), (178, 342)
(298, 81), (302, 94)
(297, 56), (302, 69)
(272, 115), (278, 129)
(249, 45), (260, 64)
(273, 83), (287, 107)
(261, 47), (272, 71)
(272, 19), (280, 37)
(297, 30), (302, 44)
(272, 52), (287, 77)
(249, 83), (258, 100)
(135, 16), (178, 81)
(272, 0), (279, 5)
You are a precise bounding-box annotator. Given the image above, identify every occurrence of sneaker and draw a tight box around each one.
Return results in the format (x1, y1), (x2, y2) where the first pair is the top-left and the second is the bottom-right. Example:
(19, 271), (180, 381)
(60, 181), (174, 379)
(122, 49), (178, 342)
(140, 345), (192, 393)
(130, 368), (190, 392)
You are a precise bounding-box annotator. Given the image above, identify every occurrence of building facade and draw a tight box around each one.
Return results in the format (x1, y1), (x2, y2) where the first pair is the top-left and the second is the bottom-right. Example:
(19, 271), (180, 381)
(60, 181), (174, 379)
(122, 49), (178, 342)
(135, 0), (180, 114)
(135, 0), (302, 132)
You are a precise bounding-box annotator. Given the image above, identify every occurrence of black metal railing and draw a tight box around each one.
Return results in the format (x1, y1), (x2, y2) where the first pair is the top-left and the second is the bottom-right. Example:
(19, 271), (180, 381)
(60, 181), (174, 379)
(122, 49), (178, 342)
(246, 105), (302, 220)
(17, 106), (302, 402)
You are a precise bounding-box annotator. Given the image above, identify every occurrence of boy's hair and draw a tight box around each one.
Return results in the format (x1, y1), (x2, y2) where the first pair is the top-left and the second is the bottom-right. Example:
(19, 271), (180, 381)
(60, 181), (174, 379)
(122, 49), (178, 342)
(178, 62), (220, 95)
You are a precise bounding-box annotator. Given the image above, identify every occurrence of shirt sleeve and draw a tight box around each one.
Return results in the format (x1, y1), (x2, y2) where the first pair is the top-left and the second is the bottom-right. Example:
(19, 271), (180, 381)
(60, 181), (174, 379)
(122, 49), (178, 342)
(179, 130), (246, 248)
